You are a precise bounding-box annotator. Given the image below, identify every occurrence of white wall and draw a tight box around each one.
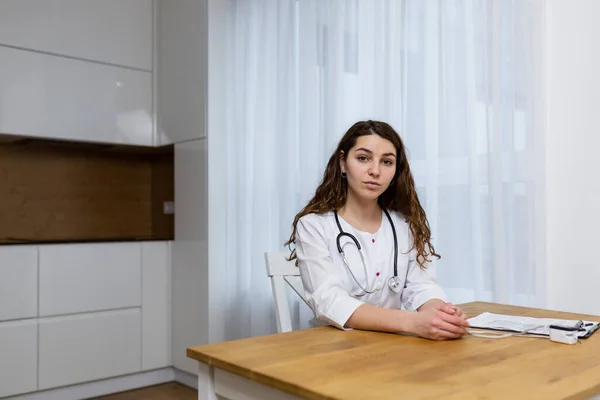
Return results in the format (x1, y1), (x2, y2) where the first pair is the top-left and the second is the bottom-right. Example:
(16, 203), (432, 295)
(206, 0), (231, 346)
(545, 0), (600, 315)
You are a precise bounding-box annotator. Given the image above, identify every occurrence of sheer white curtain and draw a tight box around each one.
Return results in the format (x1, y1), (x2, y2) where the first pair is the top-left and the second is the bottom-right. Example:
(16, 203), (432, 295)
(223, 0), (546, 339)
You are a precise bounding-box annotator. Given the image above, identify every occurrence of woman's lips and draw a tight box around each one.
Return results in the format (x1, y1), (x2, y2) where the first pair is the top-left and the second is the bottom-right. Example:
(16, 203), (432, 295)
(364, 181), (381, 189)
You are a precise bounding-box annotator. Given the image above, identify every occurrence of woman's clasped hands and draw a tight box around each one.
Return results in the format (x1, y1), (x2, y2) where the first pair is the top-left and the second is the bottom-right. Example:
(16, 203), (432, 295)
(410, 299), (470, 340)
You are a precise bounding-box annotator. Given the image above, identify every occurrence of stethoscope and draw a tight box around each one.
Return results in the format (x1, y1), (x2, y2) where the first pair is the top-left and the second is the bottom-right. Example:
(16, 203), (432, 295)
(334, 208), (402, 297)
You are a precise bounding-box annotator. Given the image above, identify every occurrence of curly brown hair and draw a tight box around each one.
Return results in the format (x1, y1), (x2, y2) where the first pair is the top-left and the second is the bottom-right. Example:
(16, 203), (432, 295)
(285, 120), (439, 269)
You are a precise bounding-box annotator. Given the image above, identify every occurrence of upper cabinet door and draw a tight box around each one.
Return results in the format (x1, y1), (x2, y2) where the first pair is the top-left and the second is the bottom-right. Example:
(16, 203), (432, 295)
(0, 0), (152, 71)
(156, 1), (207, 144)
(0, 46), (153, 146)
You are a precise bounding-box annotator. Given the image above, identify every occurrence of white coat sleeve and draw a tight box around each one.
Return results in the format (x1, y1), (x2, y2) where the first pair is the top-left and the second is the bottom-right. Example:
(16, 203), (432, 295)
(295, 216), (364, 330)
(401, 242), (448, 312)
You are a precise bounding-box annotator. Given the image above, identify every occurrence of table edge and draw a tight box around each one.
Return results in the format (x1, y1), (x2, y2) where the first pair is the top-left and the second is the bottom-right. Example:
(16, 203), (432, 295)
(187, 348), (334, 400)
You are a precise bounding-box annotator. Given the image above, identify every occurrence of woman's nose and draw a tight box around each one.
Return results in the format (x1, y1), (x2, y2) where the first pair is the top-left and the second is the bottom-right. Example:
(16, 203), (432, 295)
(369, 164), (380, 176)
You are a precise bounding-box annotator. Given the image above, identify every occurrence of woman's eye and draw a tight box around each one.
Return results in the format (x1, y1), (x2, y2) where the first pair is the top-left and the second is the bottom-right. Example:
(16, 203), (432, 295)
(357, 155), (369, 162)
(383, 159), (394, 166)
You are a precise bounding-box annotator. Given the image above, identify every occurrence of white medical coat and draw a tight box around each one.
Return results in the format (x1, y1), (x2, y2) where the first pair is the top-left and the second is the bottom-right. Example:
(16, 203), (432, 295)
(295, 210), (448, 330)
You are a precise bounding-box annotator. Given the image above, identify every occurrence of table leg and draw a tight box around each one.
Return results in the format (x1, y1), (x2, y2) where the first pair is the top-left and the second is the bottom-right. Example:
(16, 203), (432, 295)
(197, 363), (218, 400)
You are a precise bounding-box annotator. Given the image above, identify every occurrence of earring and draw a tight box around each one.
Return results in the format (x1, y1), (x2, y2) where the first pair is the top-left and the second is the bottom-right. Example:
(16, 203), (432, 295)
(341, 171), (347, 178)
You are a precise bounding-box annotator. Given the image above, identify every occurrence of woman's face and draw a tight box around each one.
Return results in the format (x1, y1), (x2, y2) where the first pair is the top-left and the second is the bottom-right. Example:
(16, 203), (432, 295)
(340, 134), (397, 202)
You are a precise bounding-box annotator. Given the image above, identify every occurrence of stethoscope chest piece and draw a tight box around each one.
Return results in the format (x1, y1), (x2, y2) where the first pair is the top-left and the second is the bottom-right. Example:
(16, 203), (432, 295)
(388, 276), (402, 293)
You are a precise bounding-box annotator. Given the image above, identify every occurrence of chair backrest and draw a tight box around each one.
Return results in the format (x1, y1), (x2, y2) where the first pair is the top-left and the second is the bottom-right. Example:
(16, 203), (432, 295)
(264, 251), (312, 333)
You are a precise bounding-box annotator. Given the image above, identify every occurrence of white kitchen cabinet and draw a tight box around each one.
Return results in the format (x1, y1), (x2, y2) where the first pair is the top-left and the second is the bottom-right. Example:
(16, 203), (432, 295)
(39, 243), (141, 317)
(156, 1), (208, 144)
(0, 240), (172, 397)
(38, 309), (142, 390)
(172, 139), (209, 374)
(0, 246), (38, 321)
(0, 46), (153, 146)
(141, 241), (171, 370)
(0, 320), (38, 398)
(0, 0), (152, 71)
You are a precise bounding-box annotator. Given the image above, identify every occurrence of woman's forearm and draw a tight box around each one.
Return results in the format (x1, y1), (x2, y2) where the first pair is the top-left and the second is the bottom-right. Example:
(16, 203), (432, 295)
(345, 304), (415, 334)
(344, 302), (469, 340)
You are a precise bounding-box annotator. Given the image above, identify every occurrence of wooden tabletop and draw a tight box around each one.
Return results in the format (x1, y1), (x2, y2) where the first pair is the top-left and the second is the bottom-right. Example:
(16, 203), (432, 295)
(187, 302), (600, 400)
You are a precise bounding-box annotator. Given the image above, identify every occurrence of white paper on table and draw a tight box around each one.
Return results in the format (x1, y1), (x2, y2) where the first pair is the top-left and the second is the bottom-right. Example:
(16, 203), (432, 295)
(467, 312), (600, 337)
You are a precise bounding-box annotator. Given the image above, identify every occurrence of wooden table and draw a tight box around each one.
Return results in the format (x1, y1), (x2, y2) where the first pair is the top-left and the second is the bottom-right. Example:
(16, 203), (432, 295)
(187, 302), (600, 400)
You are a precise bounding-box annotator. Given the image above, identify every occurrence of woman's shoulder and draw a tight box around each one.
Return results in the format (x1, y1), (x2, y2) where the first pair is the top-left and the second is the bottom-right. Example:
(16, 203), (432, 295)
(298, 210), (335, 228)
(296, 211), (336, 238)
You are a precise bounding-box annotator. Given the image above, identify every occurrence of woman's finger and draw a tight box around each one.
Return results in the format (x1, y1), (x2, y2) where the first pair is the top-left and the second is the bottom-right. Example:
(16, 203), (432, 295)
(433, 327), (463, 340)
(435, 318), (468, 336)
(441, 302), (456, 314)
(445, 305), (468, 323)
(439, 310), (470, 327)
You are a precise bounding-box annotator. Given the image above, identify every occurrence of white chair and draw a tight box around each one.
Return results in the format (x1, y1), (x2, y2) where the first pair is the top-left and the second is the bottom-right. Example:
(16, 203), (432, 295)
(264, 251), (315, 333)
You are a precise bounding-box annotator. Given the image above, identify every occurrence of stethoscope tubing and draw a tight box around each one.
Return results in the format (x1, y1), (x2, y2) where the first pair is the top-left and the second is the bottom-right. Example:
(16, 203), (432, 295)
(334, 208), (399, 296)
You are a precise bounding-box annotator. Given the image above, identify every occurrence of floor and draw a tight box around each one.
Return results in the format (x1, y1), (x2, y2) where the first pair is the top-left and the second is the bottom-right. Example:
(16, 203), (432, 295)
(92, 383), (197, 400)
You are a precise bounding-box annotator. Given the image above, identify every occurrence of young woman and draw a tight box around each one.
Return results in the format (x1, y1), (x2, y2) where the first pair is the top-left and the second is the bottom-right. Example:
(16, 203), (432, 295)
(286, 120), (469, 340)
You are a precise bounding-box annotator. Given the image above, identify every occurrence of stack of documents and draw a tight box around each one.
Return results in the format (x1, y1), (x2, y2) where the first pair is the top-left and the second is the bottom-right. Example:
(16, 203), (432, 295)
(467, 312), (600, 338)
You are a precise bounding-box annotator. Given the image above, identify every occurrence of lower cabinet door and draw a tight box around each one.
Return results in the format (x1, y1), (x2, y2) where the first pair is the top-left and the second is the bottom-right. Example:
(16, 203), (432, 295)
(38, 308), (141, 390)
(0, 320), (38, 398)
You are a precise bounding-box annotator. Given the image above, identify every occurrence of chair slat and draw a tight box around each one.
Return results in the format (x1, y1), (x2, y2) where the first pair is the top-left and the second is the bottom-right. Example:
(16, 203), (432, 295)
(265, 251), (311, 333)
